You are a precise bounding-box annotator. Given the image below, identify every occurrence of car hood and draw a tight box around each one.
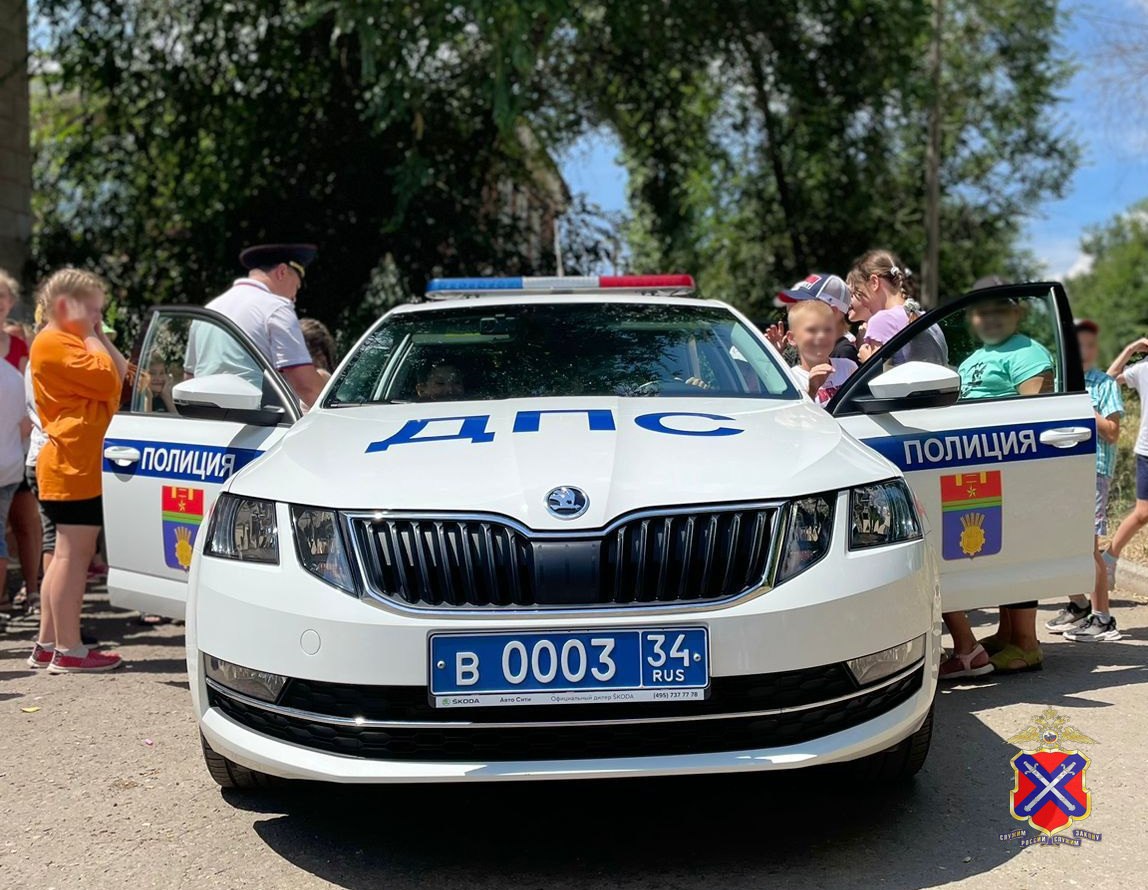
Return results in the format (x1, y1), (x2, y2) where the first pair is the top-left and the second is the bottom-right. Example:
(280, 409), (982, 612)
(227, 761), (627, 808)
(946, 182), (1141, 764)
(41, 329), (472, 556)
(229, 397), (897, 529)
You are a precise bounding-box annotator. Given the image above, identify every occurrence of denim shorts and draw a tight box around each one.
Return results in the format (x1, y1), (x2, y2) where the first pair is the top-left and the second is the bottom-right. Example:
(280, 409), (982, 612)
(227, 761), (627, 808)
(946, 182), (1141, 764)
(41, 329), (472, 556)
(0, 481), (19, 558)
(1095, 474), (1111, 537)
(1137, 454), (1148, 502)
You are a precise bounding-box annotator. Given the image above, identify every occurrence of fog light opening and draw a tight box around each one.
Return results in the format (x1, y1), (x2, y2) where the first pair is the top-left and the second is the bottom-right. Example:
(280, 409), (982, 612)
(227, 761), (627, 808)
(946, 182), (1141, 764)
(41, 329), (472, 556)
(203, 654), (287, 703)
(846, 635), (926, 686)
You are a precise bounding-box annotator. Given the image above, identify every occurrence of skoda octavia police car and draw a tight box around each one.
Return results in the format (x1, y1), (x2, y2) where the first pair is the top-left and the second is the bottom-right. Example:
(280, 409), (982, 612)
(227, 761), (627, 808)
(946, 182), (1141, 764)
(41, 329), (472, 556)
(101, 275), (1095, 788)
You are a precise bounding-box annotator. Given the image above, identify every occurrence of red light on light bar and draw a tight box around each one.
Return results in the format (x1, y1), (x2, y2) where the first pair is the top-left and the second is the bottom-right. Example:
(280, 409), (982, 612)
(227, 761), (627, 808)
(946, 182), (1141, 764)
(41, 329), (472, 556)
(599, 275), (695, 289)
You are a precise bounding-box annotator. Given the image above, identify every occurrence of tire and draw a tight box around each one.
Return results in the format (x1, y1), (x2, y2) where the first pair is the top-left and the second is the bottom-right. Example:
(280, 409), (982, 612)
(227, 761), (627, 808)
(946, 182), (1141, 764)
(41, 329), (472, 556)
(852, 703), (934, 783)
(200, 733), (281, 790)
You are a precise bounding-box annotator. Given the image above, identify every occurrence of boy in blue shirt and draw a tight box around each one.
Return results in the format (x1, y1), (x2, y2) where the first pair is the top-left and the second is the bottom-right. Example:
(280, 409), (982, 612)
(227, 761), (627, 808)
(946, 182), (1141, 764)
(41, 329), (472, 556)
(1046, 320), (1123, 640)
(1079, 329), (1148, 642)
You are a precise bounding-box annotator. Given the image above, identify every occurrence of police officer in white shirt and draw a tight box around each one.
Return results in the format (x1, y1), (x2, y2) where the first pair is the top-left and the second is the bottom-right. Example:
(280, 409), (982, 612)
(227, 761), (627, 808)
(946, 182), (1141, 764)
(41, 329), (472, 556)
(187, 244), (327, 407)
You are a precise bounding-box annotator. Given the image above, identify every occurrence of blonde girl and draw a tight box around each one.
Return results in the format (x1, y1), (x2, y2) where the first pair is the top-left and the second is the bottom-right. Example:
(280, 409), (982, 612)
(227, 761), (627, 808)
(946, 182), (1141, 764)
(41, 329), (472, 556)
(28, 269), (127, 673)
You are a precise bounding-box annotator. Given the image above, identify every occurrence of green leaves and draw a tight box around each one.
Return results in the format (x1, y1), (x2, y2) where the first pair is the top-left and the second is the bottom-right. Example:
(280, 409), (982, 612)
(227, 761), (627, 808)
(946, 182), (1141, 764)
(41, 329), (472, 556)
(30, 0), (1077, 332)
(566, 0), (1076, 312)
(1067, 198), (1148, 360)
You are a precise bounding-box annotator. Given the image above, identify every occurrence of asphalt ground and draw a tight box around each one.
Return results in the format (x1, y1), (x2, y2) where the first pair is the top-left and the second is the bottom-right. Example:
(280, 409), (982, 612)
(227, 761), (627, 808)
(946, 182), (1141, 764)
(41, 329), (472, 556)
(2, 591), (1146, 890)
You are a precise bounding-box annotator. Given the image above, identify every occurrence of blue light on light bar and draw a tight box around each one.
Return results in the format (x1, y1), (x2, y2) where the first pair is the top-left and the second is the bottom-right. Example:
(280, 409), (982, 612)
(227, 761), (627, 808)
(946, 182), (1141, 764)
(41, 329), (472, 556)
(426, 277), (525, 293)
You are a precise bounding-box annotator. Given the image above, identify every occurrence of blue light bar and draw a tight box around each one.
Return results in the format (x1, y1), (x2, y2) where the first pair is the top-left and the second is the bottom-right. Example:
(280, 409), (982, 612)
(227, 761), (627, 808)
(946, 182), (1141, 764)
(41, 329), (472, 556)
(425, 275), (695, 299)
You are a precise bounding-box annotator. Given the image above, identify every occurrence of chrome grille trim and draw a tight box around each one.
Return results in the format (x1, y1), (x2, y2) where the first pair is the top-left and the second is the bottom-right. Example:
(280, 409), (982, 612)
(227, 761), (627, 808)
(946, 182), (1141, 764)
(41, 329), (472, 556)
(206, 658), (924, 731)
(345, 502), (784, 617)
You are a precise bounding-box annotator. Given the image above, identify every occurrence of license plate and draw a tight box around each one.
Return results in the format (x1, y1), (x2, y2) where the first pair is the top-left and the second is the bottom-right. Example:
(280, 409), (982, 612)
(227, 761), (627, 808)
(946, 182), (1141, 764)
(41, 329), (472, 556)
(429, 627), (709, 708)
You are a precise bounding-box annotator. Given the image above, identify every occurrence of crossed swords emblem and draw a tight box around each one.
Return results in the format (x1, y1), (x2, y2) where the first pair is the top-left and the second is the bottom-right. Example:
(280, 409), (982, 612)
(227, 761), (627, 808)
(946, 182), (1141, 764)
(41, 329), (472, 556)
(1015, 754), (1086, 816)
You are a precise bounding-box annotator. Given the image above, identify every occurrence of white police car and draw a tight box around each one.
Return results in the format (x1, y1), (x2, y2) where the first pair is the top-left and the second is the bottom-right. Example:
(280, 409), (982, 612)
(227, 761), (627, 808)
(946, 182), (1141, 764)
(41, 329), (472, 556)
(102, 275), (1094, 788)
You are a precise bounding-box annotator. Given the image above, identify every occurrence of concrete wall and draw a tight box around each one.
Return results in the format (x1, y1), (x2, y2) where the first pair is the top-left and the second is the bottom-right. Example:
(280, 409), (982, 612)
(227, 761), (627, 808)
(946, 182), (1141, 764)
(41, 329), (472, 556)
(0, 0), (31, 281)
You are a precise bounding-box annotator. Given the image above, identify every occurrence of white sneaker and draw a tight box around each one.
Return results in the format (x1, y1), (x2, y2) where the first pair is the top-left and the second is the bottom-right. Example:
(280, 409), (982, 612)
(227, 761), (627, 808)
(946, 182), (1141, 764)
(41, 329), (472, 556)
(1046, 602), (1091, 633)
(1064, 614), (1120, 643)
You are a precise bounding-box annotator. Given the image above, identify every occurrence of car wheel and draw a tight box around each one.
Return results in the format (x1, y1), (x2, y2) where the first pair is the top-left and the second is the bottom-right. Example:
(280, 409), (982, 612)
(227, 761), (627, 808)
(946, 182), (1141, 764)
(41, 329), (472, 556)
(853, 703), (934, 783)
(200, 733), (281, 790)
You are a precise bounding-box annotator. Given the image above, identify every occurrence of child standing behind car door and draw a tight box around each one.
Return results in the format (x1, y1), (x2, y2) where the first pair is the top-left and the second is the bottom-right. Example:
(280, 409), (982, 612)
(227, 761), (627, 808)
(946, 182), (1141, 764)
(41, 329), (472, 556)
(1089, 333), (1148, 642)
(1045, 319), (1122, 640)
(785, 300), (857, 405)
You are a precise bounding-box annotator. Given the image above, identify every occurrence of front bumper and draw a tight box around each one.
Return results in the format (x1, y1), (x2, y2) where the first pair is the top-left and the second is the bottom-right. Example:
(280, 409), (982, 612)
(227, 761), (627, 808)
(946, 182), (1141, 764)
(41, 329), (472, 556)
(200, 670), (932, 783)
(187, 504), (941, 783)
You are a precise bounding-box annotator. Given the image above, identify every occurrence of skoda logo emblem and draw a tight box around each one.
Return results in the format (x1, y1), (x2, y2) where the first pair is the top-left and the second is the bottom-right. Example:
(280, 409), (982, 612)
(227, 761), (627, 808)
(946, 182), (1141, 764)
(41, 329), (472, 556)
(546, 486), (589, 519)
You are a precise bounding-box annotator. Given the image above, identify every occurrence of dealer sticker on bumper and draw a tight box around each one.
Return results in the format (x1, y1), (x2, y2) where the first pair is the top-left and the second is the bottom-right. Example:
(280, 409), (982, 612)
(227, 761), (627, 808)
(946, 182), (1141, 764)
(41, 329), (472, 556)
(429, 627), (709, 708)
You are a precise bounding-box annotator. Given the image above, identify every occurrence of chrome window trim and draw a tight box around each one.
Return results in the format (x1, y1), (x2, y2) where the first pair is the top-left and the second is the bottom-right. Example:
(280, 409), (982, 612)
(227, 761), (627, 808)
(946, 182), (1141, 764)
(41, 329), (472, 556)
(206, 657), (923, 731)
(341, 501), (785, 618)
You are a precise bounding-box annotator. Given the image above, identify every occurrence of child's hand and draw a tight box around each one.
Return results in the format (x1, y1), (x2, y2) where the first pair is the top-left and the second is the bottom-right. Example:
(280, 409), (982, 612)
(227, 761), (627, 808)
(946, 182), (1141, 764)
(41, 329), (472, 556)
(61, 296), (96, 336)
(764, 321), (786, 351)
(1134, 337), (1148, 354)
(808, 362), (834, 395)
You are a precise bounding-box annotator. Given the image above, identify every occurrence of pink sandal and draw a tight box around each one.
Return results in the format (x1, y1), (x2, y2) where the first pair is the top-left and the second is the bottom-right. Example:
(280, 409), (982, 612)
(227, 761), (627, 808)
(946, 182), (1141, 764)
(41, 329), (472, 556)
(940, 644), (994, 680)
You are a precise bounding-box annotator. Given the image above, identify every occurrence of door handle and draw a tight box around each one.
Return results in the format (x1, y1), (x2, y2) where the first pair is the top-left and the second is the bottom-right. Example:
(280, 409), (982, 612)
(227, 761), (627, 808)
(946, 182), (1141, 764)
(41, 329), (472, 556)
(1038, 427), (1092, 449)
(103, 445), (142, 467)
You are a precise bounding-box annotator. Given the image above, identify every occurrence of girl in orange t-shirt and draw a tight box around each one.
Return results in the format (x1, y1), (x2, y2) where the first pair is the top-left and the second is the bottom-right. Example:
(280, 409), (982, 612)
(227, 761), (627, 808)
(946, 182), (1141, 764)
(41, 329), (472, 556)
(29, 269), (128, 673)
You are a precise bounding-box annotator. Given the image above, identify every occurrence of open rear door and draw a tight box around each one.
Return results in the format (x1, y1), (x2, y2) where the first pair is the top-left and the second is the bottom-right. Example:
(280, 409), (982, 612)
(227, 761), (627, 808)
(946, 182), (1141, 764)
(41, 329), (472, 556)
(831, 282), (1095, 613)
(102, 306), (302, 619)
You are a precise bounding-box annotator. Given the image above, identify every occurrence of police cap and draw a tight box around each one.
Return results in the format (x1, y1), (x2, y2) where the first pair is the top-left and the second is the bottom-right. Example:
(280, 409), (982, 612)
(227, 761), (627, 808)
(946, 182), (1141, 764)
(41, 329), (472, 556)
(239, 243), (318, 280)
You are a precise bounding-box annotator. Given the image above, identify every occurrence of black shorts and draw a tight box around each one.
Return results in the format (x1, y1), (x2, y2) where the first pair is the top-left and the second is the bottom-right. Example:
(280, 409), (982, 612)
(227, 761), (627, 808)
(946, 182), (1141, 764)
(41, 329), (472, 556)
(40, 496), (104, 527)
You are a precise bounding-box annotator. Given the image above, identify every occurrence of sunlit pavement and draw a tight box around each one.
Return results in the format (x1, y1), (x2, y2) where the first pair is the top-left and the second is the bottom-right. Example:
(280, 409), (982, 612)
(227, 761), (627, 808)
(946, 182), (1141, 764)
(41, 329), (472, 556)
(2, 591), (1145, 890)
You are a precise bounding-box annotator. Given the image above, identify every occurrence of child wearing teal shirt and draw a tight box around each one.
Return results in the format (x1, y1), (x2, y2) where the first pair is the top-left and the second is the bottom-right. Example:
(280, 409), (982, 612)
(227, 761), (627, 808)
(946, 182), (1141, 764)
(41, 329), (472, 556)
(942, 298), (1053, 679)
(1046, 320), (1123, 642)
(957, 301), (1053, 400)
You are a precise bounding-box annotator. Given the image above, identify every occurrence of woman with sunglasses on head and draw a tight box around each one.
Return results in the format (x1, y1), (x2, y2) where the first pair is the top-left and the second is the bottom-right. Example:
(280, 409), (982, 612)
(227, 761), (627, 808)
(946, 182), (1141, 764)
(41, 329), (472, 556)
(847, 249), (947, 366)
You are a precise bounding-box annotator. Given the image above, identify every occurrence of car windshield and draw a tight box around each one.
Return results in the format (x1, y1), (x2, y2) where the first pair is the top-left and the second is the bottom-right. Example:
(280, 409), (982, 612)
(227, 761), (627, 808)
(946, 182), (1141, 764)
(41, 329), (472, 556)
(327, 301), (797, 406)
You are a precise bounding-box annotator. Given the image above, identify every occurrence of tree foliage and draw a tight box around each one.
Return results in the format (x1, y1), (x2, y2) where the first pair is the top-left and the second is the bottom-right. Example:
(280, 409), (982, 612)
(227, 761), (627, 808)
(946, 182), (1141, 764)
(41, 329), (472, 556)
(563, 0), (1076, 316)
(30, 0), (1078, 334)
(31, 0), (592, 337)
(1067, 197), (1148, 360)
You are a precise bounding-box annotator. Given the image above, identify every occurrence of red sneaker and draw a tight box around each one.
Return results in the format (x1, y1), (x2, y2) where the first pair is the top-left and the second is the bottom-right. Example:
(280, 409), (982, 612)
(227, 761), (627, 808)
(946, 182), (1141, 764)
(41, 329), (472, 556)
(27, 644), (54, 669)
(48, 649), (124, 674)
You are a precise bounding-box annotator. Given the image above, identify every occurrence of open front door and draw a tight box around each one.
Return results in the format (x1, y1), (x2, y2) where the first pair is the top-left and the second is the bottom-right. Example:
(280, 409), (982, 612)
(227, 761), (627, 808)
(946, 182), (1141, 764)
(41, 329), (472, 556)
(102, 307), (303, 619)
(832, 282), (1095, 613)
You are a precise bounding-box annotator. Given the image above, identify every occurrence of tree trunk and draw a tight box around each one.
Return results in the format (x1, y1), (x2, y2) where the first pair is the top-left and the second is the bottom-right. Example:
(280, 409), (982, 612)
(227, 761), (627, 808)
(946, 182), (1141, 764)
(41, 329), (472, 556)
(0, 0), (31, 285)
(739, 32), (807, 275)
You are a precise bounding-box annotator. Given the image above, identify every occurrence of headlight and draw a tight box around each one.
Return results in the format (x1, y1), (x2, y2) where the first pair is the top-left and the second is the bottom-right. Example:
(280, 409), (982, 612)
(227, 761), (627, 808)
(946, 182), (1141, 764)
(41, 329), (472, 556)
(849, 480), (922, 549)
(290, 505), (357, 595)
(846, 635), (926, 686)
(774, 494), (835, 584)
(204, 494), (279, 563)
(203, 654), (286, 702)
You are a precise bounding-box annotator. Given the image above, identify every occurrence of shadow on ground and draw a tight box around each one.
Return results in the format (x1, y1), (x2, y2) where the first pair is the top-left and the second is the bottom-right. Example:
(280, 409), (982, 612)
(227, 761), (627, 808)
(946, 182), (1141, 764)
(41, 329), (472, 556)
(221, 612), (1142, 890)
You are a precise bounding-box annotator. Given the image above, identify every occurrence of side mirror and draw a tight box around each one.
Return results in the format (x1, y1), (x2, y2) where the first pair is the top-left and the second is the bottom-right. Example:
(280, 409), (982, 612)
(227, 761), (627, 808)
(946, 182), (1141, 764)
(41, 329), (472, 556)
(172, 375), (287, 426)
(850, 361), (961, 414)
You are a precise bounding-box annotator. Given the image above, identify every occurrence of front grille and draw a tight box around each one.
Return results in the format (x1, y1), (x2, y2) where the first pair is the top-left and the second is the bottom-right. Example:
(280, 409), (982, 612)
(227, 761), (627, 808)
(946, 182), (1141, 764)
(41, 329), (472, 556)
(352, 506), (776, 610)
(357, 518), (536, 607)
(208, 665), (922, 762)
(603, 509), (773, 605)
